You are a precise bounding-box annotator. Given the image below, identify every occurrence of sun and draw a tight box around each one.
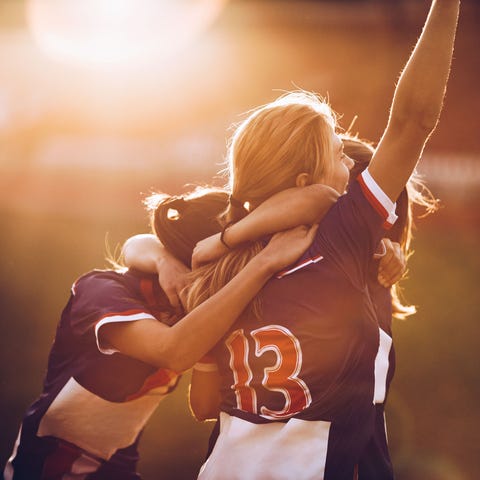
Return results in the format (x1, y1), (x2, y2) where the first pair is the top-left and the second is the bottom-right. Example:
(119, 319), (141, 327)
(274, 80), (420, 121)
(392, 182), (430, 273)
(27, 0), (228, 69)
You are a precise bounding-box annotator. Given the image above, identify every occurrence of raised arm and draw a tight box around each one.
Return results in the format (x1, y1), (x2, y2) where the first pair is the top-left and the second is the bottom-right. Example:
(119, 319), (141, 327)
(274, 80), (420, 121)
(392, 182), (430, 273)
(369, 0), (460, 201)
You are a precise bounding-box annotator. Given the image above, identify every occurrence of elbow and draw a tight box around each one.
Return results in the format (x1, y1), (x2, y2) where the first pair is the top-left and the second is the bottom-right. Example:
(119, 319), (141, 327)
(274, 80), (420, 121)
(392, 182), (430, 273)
(303, 184), (339, 223)
(161, 357), (188, 374)
(392, 100), (442, 138)
(160, 347), (194, 373)
(121, 234), (162, 269)
(389, 110), (439, 143)
(144, 343), (191, 373)
(411, 107), (441, 135)
(310, 184), (339, 201)
(418, 112), (440, 135)
(166, 360), (191, 374)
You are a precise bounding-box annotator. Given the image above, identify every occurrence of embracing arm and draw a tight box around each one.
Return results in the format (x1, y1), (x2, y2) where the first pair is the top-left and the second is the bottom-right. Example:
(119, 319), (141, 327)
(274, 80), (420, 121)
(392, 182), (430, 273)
(123, 234), (189, 309)
(369, 0), (460, 201)
(226, 185), (338, 244)
(123, 234), (166, 274)
(102, 225), (318, 372)
(193, 184), (338, 266)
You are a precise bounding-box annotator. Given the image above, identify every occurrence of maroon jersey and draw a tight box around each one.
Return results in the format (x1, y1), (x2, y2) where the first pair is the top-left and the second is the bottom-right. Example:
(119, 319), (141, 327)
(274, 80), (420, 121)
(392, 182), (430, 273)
(198, 170), (397, 480)
(5, 269), (179, 480)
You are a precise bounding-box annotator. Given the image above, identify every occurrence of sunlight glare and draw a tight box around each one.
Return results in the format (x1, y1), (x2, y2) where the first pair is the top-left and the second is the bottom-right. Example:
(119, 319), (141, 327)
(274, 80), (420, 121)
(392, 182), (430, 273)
(27, 0), (227, 68)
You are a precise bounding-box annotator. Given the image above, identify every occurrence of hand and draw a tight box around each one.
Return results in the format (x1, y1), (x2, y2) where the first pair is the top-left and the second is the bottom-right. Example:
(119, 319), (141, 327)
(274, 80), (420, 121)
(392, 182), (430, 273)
(375, 238), (407, 288)
(122, 234), (190, 310)
(192, 232), (229, 270)
(156, 253), (190, 312)
(260, 224), (319, 273)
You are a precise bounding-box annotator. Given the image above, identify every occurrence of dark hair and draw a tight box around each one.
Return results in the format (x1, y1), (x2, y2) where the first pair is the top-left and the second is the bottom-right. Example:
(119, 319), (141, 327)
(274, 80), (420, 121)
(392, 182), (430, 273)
(145, 188), (229, 268)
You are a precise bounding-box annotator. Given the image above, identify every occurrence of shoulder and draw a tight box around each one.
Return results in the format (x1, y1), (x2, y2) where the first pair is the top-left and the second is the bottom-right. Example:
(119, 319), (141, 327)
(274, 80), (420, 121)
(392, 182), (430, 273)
(72, 269), (157, 297)
(73, 269), (122, 291)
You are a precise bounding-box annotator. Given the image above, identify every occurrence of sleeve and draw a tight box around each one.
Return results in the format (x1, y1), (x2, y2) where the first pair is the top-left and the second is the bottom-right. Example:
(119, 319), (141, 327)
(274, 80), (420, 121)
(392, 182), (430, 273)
(310, 168), (398, 289)
(69, 272), (157, 355)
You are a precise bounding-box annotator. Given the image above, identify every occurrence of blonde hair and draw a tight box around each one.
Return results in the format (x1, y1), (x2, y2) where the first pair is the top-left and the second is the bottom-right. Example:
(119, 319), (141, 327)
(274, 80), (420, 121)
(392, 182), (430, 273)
(185, 242), (264, 320)
(185, 91), (339, 318)
(224, 91), (337, 223)
(186, 102), (438, 323)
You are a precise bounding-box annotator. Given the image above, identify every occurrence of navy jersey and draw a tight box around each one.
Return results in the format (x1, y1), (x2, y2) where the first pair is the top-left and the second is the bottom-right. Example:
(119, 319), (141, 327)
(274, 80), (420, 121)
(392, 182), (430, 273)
(198, 170), (397, 480)
(356, 257), (396, 480)
(4, 269), (180, 480)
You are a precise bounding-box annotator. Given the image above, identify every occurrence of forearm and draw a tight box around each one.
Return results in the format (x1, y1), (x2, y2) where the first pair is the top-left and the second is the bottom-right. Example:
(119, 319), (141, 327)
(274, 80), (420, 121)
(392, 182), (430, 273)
(162, 255), (274, 371)
(225, 185), (337, 246)
(104, 257), (272, 372)
(370, 0), (459, 201)
(109, 225), (317, 370)
(390, 0), (459, 132)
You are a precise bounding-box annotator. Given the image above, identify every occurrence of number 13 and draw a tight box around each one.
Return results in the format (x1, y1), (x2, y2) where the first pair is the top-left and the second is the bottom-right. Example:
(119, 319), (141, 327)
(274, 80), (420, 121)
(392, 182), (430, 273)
(226, 325), (312, 420)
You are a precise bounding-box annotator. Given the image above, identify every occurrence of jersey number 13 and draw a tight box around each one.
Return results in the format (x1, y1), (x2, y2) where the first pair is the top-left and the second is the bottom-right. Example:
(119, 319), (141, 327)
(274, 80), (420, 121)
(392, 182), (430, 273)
(226, 325), (312, 420)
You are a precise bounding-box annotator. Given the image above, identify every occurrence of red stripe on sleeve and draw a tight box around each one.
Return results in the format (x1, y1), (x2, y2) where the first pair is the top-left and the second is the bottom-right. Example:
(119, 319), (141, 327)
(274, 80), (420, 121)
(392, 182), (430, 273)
(357, 175), (393, 230)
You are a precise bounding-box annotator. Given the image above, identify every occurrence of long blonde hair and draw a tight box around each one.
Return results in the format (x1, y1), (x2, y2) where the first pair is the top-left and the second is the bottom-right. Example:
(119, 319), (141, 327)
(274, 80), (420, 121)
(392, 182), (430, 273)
(186, 101), (438, 322)
(185, 242), (264, 320)
(224, 91), (338, 223)
(186, 92), (338, 318)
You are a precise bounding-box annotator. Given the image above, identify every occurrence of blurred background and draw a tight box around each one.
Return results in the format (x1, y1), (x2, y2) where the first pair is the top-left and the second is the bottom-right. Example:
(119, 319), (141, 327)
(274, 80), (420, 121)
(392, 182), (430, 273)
(0, 0), (478, 479)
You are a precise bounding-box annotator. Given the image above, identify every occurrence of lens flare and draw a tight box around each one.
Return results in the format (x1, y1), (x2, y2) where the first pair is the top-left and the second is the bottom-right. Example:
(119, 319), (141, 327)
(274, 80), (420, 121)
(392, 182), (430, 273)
(27, 0), (227, 68)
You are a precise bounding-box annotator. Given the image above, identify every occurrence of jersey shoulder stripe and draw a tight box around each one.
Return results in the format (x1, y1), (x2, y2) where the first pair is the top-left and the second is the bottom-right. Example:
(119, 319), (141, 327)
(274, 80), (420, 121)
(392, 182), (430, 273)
(358, 169), (397, 229)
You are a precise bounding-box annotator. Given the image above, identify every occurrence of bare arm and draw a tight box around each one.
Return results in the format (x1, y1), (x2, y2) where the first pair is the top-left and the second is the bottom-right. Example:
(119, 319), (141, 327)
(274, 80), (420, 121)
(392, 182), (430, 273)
(123, 234), (167, 274)
(369, 0), (460, 201)
(189, 369), (221, 421)
(122, 234), (189, 309)
(102, 224), (318, 372)
(193, 184), (338, 267)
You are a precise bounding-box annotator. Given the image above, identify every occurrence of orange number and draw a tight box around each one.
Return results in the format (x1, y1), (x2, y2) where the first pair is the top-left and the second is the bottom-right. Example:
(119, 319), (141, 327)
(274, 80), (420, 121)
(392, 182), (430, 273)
(225, 325), (311, 420)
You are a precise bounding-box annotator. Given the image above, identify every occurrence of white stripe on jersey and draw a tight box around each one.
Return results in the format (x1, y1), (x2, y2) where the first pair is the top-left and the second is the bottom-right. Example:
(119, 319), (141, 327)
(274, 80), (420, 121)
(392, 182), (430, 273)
(68, 451), (102, 479)
(383, 411), (389, 444)
(95, 312), (156, 355)
(3, 426), (21, 480)
(198, 412), (331, 480)
(193, 362), (219, 373)
(360, 169), (398, 227)
(276, 254), (324, 279)
(373, 328), (392, 404)
(37, 377), (170, 460)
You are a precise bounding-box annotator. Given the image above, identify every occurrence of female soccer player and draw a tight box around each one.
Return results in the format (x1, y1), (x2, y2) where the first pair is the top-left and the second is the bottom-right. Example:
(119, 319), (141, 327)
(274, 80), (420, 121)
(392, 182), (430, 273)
(187, 136), (435, 477)
(3, 189), (318, 480)
(184, 1), (459, 478)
